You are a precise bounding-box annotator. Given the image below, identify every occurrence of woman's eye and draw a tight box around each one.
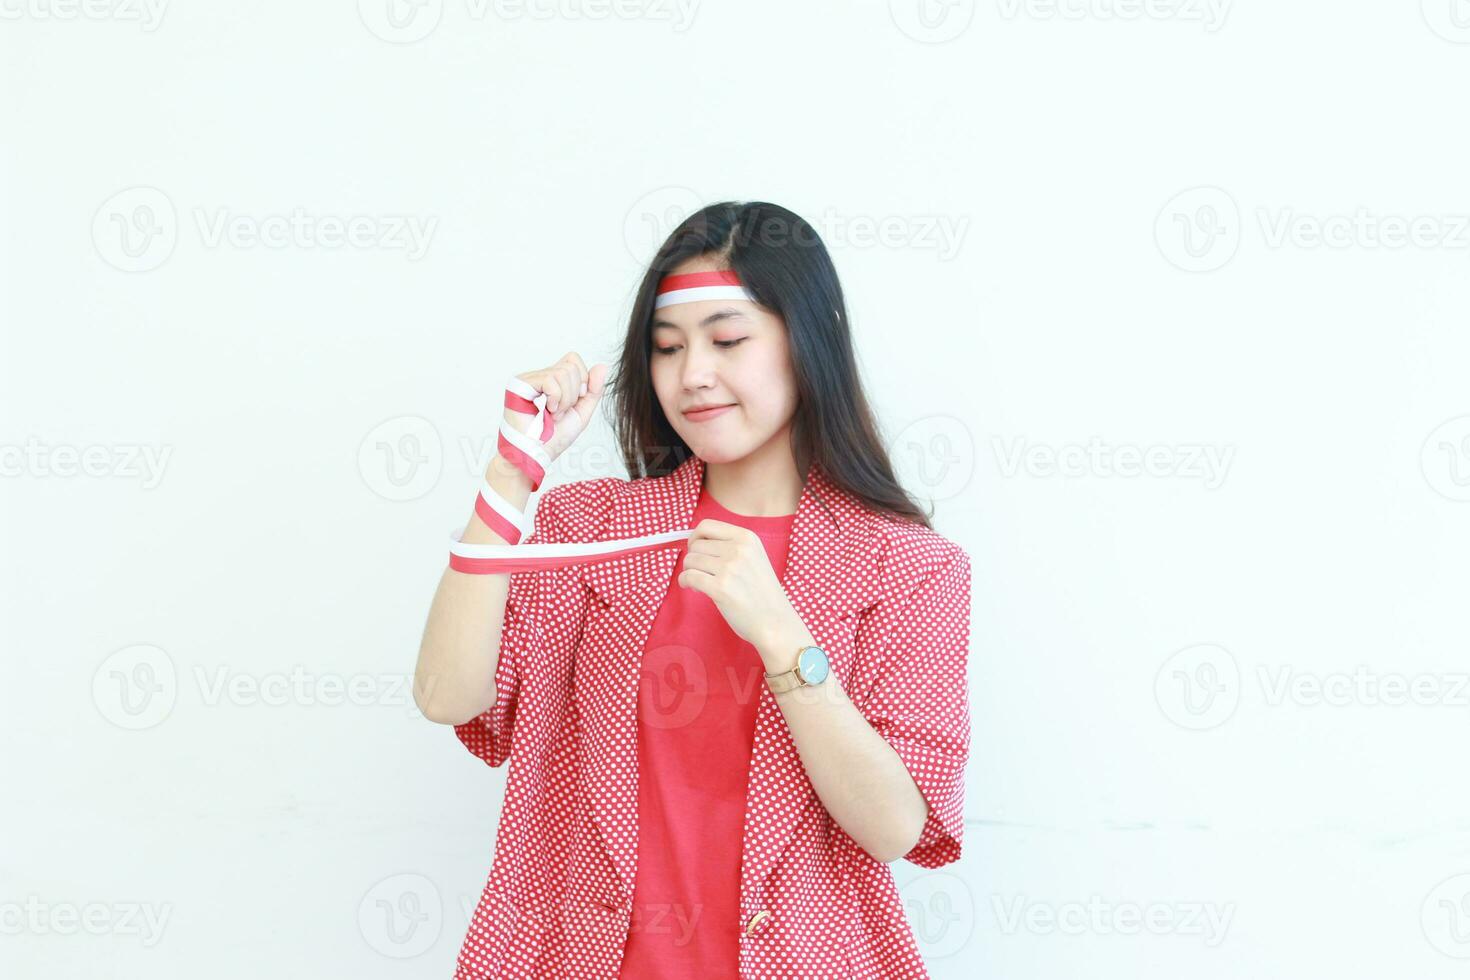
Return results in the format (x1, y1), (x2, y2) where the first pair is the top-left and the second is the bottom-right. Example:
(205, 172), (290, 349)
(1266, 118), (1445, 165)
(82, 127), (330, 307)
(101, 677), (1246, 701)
(652, 338), (747, 356)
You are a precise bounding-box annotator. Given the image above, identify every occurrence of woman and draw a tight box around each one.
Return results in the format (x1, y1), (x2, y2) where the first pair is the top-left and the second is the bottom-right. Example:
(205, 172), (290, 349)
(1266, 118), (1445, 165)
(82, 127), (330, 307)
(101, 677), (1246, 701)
(414, 201), (971, 979)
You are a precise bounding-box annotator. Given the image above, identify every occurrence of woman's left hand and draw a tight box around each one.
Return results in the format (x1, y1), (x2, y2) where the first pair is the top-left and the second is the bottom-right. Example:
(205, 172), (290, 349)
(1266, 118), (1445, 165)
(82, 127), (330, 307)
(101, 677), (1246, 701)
(677, 519), (800, 652)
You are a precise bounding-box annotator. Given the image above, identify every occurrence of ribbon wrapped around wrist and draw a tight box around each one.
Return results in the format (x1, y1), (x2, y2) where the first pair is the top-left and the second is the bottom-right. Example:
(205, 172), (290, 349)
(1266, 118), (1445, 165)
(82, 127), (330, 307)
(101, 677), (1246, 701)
(449, 374), (692, 573)
(448, 270), (754, 574)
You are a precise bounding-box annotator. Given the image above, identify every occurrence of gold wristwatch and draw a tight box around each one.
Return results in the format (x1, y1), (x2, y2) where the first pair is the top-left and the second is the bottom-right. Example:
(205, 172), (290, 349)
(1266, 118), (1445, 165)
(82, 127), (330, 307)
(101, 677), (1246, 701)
(764, 645), (831, 694)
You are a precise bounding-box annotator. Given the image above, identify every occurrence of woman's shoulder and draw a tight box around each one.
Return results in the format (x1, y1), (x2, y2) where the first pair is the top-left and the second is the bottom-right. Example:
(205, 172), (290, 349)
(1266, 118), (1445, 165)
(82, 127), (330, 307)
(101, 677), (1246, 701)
(861, 508), (970, 599)
(531, 475), (625, 543)
(534, 467), (689, 538)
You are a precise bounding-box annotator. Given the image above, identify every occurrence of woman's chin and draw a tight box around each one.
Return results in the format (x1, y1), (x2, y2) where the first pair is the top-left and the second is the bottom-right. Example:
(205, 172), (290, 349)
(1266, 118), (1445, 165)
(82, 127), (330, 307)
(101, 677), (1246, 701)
(685, 439), (747, 465)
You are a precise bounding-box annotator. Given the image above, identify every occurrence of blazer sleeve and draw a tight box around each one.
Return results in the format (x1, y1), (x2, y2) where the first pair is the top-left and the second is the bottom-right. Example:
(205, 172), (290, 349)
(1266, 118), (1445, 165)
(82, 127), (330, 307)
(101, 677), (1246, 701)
(452, 480), (589, 769)
(854, 543), (972, 868)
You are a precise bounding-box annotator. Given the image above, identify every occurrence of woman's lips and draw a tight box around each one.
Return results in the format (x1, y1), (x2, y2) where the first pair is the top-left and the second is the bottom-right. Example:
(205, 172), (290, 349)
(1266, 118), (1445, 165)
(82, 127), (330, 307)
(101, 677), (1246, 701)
(682, 404), (735, 422)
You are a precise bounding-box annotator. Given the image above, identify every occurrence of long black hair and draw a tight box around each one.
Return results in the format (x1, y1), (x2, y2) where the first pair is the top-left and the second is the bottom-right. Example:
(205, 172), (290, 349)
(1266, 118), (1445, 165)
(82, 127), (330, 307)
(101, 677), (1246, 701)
(607, 200), (933, 529)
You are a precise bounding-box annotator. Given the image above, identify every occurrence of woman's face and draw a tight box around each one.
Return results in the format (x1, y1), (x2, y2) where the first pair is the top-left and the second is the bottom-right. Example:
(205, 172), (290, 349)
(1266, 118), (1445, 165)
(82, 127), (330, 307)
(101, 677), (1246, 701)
(649, 257), (799, 465)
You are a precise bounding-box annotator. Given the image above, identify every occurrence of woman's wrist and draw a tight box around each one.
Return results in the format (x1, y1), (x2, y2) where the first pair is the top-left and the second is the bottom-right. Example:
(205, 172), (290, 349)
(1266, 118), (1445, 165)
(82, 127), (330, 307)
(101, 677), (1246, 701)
(455, 455), (536, 547)
(755, 610), (816, 673)
(486, 453), (535, 500)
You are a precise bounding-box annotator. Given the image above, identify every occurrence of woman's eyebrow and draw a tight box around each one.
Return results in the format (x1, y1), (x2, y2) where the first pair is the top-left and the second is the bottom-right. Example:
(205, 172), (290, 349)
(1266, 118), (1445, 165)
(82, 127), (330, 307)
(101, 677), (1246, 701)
(651, 308), (751, 331)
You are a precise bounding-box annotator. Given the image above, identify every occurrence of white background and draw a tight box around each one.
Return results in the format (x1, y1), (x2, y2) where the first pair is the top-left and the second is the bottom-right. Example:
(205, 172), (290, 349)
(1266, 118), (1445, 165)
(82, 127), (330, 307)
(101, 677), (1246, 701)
(4, 1), (1470, 977)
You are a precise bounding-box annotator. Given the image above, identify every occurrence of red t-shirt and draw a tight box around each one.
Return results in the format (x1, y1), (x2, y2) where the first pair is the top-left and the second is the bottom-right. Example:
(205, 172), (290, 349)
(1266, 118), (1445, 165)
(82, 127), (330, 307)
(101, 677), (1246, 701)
(617, 486), (798, 979)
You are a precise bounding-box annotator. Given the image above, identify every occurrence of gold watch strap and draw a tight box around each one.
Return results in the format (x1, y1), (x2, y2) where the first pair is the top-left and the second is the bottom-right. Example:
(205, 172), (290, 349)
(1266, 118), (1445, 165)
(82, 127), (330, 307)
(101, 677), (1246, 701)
(764, 647), (808, 694)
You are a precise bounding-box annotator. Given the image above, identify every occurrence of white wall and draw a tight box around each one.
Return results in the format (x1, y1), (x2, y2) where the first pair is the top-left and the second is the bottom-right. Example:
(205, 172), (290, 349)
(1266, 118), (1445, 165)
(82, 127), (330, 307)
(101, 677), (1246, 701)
(3, 2), (1469, 977)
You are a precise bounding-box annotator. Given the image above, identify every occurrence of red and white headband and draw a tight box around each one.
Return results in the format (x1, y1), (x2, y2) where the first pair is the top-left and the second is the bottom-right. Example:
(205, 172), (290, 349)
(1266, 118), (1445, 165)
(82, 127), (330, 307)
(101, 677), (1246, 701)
(653, 269), (756, 309)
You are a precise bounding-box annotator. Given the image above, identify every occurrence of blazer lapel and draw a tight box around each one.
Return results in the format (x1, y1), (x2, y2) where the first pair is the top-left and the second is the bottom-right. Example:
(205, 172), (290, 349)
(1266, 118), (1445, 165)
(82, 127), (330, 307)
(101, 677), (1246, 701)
(577, 455), (709, 905)
(575, 453), (879, 909)
(733, 460), (880, 911)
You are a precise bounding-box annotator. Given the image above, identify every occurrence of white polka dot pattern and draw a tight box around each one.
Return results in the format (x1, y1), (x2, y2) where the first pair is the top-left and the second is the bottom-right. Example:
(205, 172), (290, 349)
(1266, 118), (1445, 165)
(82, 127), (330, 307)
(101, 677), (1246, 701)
(449, 455), (971, 978)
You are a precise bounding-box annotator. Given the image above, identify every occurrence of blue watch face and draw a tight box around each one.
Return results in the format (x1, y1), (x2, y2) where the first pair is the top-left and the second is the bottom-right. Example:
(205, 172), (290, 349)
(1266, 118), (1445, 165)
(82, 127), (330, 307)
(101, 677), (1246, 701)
(798, 646), (829, 685)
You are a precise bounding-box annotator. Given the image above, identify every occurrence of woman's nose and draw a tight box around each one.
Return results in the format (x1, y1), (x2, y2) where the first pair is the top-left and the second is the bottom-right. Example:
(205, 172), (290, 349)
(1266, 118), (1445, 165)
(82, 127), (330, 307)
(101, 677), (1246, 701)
(679, 345), (718, 389)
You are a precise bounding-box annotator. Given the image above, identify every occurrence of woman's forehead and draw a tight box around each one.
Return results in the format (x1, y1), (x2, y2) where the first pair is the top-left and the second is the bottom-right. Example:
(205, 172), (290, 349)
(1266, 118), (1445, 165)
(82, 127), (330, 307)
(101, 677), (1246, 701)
(652, 304), (757, 332)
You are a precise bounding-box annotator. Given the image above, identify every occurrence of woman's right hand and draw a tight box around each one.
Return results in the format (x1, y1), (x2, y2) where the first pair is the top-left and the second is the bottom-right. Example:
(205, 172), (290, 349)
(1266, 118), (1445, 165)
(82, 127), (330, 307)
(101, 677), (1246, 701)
(504, 352), (609, 465)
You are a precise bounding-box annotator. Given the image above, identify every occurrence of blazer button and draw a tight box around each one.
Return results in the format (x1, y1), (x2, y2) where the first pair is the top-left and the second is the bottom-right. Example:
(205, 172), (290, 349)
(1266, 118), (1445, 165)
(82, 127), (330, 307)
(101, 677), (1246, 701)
(744, 909), (772, 936)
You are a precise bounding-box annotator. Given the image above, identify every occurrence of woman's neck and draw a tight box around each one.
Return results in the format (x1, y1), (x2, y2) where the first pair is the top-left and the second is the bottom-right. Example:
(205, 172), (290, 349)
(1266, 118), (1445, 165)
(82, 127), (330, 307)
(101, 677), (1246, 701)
(701, 444), (803, 518)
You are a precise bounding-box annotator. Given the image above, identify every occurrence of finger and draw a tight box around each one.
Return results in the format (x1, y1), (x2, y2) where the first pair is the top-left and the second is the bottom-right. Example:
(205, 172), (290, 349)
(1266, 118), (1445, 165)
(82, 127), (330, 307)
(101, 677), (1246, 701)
(558, 364), (581, 414)
(691, 518), (742, 540)
(541, 372), (563, 414)
(684, 538), (732, 557)
(680, 552), (714, 575)
(587, 362), (608, 398)
(677, 566), (714, 592)
(572, 364), (607, 430)
(564, 352), (589, 398)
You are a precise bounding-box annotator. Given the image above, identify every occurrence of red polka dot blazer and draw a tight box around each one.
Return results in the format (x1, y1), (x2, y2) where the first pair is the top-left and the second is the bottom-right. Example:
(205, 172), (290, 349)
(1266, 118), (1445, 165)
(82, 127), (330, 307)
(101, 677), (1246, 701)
(452, 453), (972, 978)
